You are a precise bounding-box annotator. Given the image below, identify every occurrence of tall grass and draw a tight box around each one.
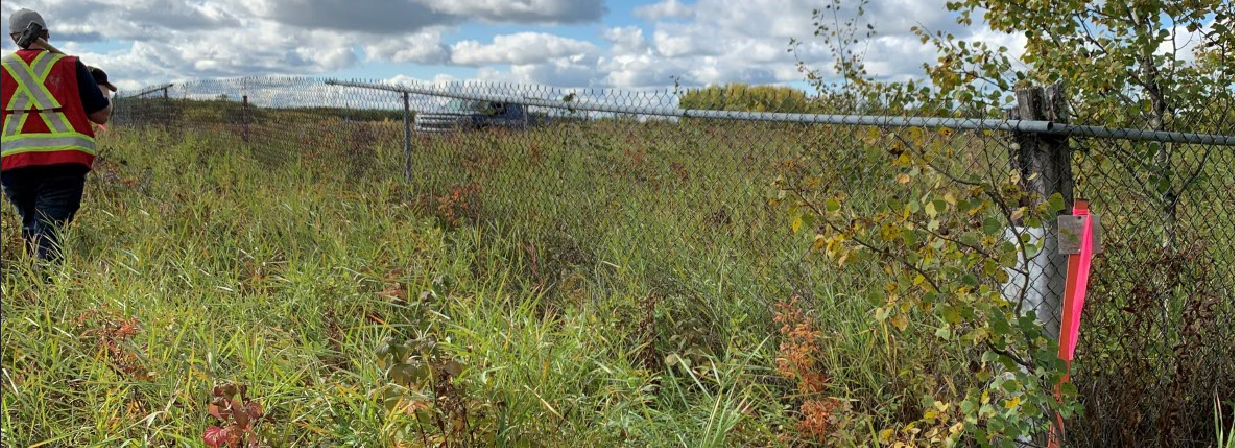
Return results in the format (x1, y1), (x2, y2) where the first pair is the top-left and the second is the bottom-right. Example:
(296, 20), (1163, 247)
(3, 127), (907, 447)
(3, 115), (1230, 447)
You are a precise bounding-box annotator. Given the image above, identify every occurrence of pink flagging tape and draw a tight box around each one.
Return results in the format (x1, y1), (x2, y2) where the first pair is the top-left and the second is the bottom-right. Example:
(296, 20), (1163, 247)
(1059, 207), (1094, 361)
(1050, 203), (1096, 448)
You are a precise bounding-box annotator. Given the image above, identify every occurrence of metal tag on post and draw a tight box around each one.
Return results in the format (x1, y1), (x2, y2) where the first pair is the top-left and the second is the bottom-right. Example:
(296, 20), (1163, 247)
(1057, 214), (1102, 255)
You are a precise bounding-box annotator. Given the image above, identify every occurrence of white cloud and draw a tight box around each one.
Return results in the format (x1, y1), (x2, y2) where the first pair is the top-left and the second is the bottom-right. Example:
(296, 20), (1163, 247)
(436, 0), (607, 24)
(451, 32), (597, 66)
(252, 0), (605, 32)
(250, 0), (454, 34)
(1, 0), (1053, 94)
(385, 73), (461, 87)
(365, 30), (452, 65)
(634, 0), (694, 21)
(0, 0), (607, 90)
(604, 26), (648, 55)
(510, 57), (598, 88)
(1157, 22), (1213, 64)
(652, 25), (723, 57)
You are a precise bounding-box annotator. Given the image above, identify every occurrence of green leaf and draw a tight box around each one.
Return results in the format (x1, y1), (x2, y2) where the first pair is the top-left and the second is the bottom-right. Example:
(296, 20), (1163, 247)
(933, 199), (949, 214)
(956, 198), (972, 213)
(991, 315), (1011, 336)
(866, 291), (885, 306)
(1059, 381), (1078, 398)
(1047, 193), (1067, 214)
(865, 145), (882, 162)
(940, 305), (962, 324)
(826, 198), (841, 213)
(936, 326), (953, 340)
(982, 217), (1003, 237)
(791, 214), (815, 234)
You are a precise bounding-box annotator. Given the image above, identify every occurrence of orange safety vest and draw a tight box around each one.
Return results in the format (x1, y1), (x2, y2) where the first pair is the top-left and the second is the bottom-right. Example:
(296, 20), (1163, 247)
(1, 49), (97, 171)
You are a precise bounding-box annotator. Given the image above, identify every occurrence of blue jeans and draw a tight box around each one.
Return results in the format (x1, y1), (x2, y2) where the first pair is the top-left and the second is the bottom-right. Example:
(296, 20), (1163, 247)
(1, 165), (88, 263)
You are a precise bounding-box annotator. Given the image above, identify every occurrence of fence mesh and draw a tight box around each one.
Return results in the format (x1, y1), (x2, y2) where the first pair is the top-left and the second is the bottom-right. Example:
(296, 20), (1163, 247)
(106, 76), (1232, 447)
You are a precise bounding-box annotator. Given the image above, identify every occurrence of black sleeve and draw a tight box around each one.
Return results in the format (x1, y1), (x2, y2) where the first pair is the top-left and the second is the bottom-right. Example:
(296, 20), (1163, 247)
(75, 60), (109, 114)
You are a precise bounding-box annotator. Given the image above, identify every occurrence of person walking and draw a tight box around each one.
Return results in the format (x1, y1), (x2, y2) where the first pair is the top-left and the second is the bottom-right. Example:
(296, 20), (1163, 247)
(2, 8), (112, 264)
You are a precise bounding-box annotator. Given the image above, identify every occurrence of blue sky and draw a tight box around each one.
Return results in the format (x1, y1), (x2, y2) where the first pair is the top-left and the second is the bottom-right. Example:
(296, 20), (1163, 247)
(1, 0), (1214, 94)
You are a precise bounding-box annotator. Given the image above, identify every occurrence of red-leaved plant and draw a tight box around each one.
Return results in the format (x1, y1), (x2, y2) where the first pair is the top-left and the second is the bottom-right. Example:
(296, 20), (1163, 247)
(203, 382), (265, 448)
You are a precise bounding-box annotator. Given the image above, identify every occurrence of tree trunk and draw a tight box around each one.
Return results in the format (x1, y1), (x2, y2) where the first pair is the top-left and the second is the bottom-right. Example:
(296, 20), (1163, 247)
(1143, 47), (1176, 248)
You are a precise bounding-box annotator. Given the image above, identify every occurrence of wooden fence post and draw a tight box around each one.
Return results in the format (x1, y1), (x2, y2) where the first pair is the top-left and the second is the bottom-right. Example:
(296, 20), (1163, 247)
(1007, 83), (1074, 340)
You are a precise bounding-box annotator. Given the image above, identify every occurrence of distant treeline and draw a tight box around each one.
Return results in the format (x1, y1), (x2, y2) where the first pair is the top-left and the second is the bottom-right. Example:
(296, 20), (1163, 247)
(678, 83), (912, 116)
(114, 96), (406, 124)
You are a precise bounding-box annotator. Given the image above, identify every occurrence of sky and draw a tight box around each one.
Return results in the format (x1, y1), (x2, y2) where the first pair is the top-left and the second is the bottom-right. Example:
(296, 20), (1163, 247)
(0, 0), (1114, 94)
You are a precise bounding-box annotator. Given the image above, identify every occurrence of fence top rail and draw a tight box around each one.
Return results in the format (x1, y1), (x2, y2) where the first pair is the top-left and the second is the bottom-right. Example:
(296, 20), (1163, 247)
(324, 79), (1235, 146)
(118, 84), (175, 99)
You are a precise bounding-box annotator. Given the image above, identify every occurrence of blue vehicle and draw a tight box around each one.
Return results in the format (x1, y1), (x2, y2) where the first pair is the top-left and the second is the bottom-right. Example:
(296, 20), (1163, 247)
(414, 99), (532, 134)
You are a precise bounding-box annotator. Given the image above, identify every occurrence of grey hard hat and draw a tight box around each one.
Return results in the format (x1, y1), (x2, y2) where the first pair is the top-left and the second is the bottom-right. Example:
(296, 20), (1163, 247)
(9, 8), (47, 34)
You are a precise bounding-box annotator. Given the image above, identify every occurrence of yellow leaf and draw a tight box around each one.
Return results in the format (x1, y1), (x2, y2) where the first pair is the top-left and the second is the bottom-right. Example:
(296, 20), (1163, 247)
(812, 234), (826, 251)
(890, 313), (909, 331)
(1005, 396), (1021, 409)
(864, 126), (881, 145)
(791, 216), (803, 234)
(1008, 170), (1022, 185)
(879, 429), (895, 442)
(897, 173), (911, 184)
(944, 192), (957, 206)
(1010, 207), (1026, 222)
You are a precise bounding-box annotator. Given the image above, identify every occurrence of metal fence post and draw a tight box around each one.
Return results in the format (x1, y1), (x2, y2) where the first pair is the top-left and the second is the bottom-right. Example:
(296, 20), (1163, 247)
(241, 94), (250, 143)
(161, 86), (171, 138)
(402, 92), (413, 196)
(1005, 83), (1073, 340)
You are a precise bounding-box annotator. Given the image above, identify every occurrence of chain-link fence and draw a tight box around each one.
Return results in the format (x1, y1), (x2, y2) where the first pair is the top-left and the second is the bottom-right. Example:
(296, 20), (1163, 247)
(109, 76), (1233, 447)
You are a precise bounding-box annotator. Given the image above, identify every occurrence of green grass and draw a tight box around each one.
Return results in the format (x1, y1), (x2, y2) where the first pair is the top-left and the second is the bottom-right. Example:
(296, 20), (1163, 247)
(2, 117), (1231, 447)
(0, 125), (897, 447)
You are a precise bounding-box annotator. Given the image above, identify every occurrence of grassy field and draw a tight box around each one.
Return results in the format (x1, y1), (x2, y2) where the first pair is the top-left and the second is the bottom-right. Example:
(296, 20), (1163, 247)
(0, 123), (943, 447)
(2, 115), (1231, 447)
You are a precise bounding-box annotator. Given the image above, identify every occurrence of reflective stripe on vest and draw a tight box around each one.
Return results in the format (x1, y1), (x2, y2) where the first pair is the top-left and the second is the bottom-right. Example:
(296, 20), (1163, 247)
(1, 52), (95, 155)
